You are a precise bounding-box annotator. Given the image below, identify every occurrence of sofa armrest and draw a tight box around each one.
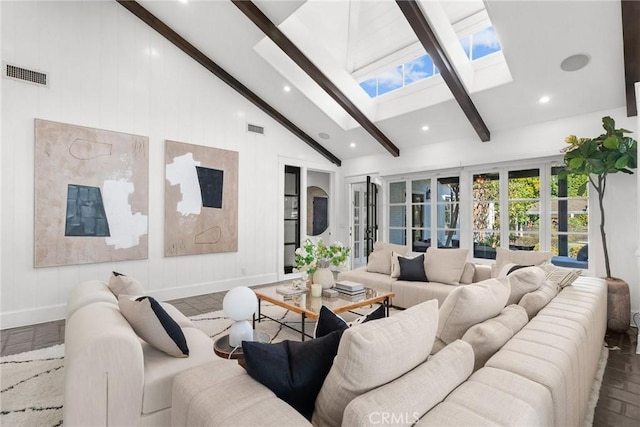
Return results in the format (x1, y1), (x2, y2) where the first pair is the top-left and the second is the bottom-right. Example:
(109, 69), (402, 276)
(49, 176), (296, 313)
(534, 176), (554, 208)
(64, 301), (144, 427)
(342, 340), (474, 427)
(472, 264), (492, 282)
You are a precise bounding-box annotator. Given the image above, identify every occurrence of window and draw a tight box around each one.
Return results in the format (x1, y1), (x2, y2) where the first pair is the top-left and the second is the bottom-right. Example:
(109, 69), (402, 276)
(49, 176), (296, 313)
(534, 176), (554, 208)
(437, 177), (460, 248)
(387, 175), (461, 252)
(472, 173), (500, 259)
(388, 181), (406, 245)
(551, 167), (589, 267)
(411, 179), (431, 252)
(508, 169), (540, 250)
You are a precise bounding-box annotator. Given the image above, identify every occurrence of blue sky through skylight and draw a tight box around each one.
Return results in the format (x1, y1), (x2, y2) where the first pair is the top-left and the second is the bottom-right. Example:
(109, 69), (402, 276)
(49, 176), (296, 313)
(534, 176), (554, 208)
(359, 26), (500, 99)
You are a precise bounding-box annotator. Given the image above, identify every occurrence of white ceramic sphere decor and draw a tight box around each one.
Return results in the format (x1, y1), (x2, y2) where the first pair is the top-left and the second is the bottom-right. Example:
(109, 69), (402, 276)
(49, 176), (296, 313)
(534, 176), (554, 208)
(223, 286), (258, 346)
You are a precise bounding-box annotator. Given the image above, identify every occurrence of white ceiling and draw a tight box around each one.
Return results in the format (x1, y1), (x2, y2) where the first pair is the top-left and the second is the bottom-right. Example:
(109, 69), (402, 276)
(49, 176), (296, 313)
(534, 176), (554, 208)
(137, 0), (626, 163)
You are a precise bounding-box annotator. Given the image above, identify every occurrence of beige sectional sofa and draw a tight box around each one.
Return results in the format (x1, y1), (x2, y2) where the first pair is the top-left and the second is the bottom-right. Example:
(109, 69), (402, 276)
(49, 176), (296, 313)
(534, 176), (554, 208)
(337, 242), (492, 308)
(63, 280), (217, 427)
(172, 273), (607, 426)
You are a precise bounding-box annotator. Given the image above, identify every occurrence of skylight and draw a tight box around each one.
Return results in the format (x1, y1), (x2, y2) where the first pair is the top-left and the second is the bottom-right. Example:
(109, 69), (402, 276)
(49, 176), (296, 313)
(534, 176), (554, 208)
(359, 25), (501, 99)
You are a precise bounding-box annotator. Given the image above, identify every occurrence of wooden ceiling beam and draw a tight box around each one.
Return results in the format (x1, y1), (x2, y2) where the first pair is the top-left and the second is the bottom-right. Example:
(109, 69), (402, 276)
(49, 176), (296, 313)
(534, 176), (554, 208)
(232, 0), (400, 157)
(621, 0), (639, 117)
(396, 0), (491, 142)
(116, 0), (342, 166)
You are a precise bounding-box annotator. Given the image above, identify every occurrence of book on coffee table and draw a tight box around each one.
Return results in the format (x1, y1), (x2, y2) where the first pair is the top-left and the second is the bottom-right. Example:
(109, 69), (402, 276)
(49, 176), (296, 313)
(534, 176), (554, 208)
(276, 286), (306, 296)
(335, 280), (364, 292)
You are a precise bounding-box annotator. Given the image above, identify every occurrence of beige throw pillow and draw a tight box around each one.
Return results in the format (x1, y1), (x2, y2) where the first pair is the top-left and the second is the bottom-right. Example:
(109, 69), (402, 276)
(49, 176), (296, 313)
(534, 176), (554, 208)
(108, 271), (144, 296)
(366, 250), (392, 275)
(313, 299), (439, 427)
(436, 278), (509, 346)
(499, 264), (546, 305)
(462, 304), (528, 371)
(519, 279), (560, 319)
(492, 248), (552, 277)
(424, 247), (469, 285)
(373, 241), (409, 255)
(540, 264), (582, 288)
(459, 262), (476, 284)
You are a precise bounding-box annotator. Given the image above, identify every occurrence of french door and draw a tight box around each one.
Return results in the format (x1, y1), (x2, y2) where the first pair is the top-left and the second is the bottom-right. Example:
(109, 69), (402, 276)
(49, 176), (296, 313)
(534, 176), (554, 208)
(351, 177), (379, 268)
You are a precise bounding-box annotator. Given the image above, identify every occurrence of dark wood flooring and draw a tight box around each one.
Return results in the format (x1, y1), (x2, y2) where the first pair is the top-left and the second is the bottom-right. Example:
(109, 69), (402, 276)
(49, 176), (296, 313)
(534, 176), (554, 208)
(1, 291), (638, 426)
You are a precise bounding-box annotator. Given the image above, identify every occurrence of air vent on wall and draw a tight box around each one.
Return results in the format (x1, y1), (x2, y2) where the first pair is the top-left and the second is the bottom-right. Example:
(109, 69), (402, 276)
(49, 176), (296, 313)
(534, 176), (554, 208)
(247, 124), (264, 134)
(2, 62), (49, 86)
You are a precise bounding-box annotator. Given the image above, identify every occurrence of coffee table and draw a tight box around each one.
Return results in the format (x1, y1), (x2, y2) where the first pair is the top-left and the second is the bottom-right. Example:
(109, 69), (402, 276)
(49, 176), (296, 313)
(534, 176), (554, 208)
(253, 285), (394, 341)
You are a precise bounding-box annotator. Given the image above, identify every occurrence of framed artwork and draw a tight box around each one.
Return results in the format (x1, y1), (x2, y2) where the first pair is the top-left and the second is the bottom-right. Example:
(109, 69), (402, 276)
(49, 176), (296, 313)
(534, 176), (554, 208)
(34, 119), (149, 267)
(165, 140), (238, 256)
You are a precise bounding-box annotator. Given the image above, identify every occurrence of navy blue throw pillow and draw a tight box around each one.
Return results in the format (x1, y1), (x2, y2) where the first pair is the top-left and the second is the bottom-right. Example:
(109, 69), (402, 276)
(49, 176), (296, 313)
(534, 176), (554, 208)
(507, 264), (531, 275)
(398, 254), (428, 281)
(242, 330), (342, 420)
(314, 305), (349, 338)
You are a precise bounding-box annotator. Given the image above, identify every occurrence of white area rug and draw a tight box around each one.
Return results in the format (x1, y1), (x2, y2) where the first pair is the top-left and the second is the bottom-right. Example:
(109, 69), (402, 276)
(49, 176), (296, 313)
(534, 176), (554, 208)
(1, 304), (608, 427)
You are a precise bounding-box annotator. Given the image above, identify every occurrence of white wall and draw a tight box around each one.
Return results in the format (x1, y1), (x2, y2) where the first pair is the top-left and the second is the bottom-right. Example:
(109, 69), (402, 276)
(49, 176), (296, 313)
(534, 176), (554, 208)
(0, 1), (332, 328)
(340, 108), (639, 318)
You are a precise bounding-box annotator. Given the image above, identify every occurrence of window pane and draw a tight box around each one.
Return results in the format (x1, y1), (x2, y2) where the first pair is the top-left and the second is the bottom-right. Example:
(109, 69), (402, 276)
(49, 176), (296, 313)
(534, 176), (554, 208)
(412, 229), (431, 252)
(404, 54), (434, 85)
(389, 206), (406, 227)
(459, 35), (471, 59)
(508, 169), (540, 249)
(437, 177), (460, 248)
(411, 179), (430, 202)
(377, 66), (403, 96)
(473, 231), (499, 259)
(390, 182), (406, 204)
(359, 78), (377, 98)
(471, 26), (501, 60)
(389, 229), (406, 245)
(551, 167), (588, 265)
(412, 205), (430, 228)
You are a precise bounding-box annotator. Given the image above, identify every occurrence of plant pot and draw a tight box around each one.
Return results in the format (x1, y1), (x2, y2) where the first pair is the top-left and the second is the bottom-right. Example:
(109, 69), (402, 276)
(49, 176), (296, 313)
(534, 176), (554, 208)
(313, 267), (335, 289)
(606, 277), (630, 332)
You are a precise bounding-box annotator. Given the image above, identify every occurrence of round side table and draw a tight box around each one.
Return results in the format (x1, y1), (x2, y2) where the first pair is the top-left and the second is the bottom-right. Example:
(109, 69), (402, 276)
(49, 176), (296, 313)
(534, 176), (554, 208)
(213, 331), (270, 368)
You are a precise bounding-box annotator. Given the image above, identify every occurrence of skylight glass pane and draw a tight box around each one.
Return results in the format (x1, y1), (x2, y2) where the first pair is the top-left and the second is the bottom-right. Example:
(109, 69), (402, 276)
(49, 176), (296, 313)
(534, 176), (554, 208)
(377, 65), (403, 96)
(404, 55), (434, 85)
(459, 35), (471, 59)
(359, 78), (377, 98)
(471, 26), (501, 60)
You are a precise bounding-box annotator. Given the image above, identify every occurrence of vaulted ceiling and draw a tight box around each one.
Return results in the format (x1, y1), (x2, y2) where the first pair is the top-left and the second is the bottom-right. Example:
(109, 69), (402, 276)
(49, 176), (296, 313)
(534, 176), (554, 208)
(123, 0), (638, 166)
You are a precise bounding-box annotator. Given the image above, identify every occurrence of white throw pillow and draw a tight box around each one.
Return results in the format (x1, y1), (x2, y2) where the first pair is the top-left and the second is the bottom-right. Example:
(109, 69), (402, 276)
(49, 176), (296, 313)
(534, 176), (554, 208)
(519, 279), (560, 319)
(459, 262), (476, 284)
(424, 247), (469, 285)
(366, 250), (392, 275)
(373, 241), (409, 255)
(313, 299), (439, 427)
(119, 295), (189, 358)
(436, 278), (509, 346)
(108, 271), (144, 296)
(492, 248), (552, 278)
(540, 264), (583, 288)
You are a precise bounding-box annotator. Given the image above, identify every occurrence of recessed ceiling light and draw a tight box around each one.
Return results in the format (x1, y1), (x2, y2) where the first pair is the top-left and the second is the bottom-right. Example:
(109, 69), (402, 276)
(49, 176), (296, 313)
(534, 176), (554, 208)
(560, 54), (590, 72)
(421, 125), (429, 131)
(283, 85), (291, 92)
(318, 132), (330, 140)
(144, 48), (158, 56)
(178, 0), (188, 4)
(350, 142), (356, 148)
(538, 95), (550, 104)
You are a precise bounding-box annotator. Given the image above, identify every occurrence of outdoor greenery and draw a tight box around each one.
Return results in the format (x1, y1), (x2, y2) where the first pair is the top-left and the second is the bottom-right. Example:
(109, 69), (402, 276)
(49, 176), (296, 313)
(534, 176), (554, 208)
(560, 116), (638, 278)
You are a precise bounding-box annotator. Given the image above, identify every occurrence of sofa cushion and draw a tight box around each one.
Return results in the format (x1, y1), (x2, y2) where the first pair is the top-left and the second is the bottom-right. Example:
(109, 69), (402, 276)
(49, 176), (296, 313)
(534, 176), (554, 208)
(337, 267), (395, 294)
(460, 262), (476, 284)
(499, 264), (545, 305)
(493, 248), (552, 277)
(366, 249), (392, 274)
(373, 241), (409, 255)
(424, 247), (468, 285)
(313, 299), (438, 427)
(519, 279), (560, 319)
(461, 304), (529, 371)
(436, 278), (509, 346)
(142, 327), (217, 414)
(391, 280), (456, 309)
(342, 340), (474, 427)
(242, 330), (342, 420)
(398, 254), (428, 281)
(540, 264), (582, 288)
(119, 296), (189, 357)
(108, 271), (144, 296)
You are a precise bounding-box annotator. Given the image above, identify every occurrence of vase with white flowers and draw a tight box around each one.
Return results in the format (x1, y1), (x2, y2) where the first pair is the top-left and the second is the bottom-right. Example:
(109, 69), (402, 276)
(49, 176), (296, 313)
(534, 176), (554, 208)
(294, 238), (350, 288)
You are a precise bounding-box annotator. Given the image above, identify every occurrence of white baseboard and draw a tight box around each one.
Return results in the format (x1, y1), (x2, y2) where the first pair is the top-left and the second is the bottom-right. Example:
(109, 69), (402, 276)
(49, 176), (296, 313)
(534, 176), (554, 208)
(1, 273), (280, 329)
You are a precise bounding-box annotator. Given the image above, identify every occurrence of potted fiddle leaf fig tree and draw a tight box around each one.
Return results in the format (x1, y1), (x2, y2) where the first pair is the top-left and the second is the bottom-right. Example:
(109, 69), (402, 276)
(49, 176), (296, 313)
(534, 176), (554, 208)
(560, 116), (637, 331)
